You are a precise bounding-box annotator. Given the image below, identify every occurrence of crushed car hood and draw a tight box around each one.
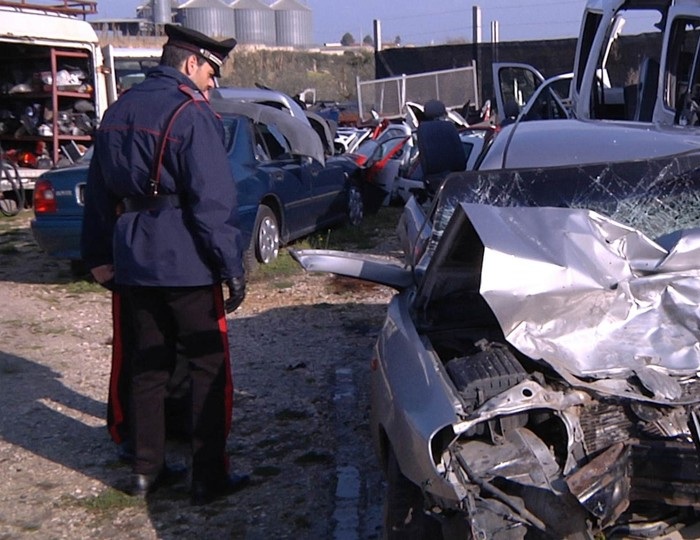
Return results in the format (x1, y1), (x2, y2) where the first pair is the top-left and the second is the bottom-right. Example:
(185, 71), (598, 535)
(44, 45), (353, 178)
(419, 202), (700, 402)
(210, 98), (325, 164)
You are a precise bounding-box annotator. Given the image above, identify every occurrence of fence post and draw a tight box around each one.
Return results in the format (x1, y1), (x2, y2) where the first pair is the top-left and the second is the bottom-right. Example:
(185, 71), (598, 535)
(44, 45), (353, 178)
(401, 73), (407, 111)
(471, 59), (480, 108)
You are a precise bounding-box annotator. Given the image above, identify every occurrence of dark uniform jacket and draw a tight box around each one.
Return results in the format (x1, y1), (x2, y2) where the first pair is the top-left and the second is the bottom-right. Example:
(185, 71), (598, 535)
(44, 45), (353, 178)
(81, 65), (244, 286)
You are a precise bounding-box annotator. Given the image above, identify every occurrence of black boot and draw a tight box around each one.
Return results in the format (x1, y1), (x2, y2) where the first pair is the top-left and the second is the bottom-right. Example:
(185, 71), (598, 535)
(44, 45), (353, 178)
(129, 464), (188, 499)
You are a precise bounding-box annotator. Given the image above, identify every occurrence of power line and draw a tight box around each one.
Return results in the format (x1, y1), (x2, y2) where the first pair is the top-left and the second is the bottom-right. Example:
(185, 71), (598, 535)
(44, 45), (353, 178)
(394, 18), (584, 34)
(383, 1), (585, 23)
(375, 1), (588, 42)
(383, 19), (584, 42)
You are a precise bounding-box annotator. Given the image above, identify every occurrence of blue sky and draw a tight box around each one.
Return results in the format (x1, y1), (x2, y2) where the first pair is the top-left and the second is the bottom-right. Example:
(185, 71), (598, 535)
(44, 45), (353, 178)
(94, 0), (588, 45)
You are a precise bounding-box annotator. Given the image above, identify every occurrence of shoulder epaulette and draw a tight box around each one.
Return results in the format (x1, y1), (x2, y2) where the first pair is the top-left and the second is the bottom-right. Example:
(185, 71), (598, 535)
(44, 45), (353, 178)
(178, 83), (206, 102)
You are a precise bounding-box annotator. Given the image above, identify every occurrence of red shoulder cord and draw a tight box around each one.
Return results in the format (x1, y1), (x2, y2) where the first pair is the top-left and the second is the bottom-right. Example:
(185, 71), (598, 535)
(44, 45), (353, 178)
(148, 84), (203, 196)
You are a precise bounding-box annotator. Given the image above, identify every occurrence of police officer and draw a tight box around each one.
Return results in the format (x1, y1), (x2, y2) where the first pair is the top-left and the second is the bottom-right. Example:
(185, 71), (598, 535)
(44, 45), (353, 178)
(81, 24), (248, 505)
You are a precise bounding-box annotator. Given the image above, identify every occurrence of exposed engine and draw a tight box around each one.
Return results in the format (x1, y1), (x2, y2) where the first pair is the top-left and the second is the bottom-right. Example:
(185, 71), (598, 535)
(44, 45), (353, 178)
(436, 340), (700, 539)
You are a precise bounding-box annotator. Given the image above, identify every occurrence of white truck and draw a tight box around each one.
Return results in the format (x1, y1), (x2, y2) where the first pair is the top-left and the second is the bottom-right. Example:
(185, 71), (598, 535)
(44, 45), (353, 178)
(0, 0), (109, 209)
(493, 0), (700, 128)
(0, 1), (162, 213)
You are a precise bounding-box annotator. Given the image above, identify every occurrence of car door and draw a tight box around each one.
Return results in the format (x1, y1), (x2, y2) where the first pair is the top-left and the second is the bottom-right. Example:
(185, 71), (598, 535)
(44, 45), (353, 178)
(658, 5), (700, 126)
(493, 63), (571, 123)
(520, 73), (572, 121)
(493, 62), (547, 122)
(299, 154), (346, 231)
(364, 135), (412, 204)
(253, 122), (315, 236)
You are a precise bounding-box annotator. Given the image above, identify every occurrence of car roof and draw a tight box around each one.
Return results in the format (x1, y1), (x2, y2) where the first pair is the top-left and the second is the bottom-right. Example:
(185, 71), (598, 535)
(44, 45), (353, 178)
(210, 87), (309, 124)
(478, 119), (700, 170)
(210, 98), (325, 164)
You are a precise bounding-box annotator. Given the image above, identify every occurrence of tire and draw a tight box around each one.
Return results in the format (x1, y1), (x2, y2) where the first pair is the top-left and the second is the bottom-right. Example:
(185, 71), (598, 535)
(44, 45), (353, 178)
(250, 204), (279, 265)
(346, 183), (364, 226)
(0, 197), (18, 217)
(383, 449), (443, 540)
(0, 159), (24, 217)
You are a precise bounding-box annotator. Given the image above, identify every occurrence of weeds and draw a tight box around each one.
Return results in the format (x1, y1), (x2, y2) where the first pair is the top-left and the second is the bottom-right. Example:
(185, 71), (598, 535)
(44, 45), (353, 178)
(0, 216), (29, 255)
(308, 207), (402, 251)
(0, 212), (27, 228)
(248, 248), (306, 283)
(59, 279), (105, 295)
(69, 489), (143, 513)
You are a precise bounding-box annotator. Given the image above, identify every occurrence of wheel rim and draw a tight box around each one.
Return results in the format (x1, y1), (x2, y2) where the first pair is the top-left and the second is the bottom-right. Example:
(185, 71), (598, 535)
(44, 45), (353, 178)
(257, 215), (279, 264)
(347, 186), (364, 226)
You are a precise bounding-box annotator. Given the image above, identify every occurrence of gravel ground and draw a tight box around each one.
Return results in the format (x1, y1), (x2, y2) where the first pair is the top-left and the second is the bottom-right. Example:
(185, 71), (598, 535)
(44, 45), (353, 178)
(0, 211), (399, 539)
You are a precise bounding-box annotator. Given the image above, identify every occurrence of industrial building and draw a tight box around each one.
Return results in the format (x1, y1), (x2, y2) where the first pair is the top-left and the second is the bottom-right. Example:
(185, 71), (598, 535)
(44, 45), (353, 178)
(90, 0), (313, 47)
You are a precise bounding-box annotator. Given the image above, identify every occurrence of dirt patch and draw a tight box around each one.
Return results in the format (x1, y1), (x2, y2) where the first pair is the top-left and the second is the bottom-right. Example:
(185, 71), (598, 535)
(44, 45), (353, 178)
(0, 211), (399, 539)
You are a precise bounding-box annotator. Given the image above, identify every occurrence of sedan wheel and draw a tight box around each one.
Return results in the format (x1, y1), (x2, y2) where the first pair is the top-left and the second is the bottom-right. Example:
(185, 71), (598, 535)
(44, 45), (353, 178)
(254, 205), (280, 264)
(347, 184), (364, 226)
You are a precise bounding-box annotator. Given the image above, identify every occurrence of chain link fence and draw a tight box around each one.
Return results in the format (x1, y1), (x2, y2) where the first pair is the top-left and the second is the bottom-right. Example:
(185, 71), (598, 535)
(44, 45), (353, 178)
(356, 63), (479, 120)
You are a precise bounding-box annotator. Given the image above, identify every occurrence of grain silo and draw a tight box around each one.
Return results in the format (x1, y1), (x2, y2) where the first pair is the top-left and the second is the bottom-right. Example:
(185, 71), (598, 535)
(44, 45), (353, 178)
(271, 0), (312, 47)
(229, 0), (276, 46)
(152, 0), (173, 24)
(176, 0), (236, 39)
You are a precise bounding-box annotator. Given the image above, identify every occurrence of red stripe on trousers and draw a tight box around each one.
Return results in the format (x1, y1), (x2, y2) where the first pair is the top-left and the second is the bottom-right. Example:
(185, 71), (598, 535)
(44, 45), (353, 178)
(213, 285), (233, 473)
(108, 292), (125, 444)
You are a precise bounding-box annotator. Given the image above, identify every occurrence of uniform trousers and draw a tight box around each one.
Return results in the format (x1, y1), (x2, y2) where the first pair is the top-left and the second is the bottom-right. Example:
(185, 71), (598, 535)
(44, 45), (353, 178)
(108, 292), (191, 447)
(121, 284), (233, 480)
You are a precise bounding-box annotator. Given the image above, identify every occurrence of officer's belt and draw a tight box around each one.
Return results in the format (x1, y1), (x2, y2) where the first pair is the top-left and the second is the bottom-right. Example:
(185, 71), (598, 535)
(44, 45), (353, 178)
(122, 194), (182, 213)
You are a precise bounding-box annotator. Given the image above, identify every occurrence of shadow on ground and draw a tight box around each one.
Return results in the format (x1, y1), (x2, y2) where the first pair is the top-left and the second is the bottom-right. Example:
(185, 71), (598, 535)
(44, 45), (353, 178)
(0, 293), (388, 539)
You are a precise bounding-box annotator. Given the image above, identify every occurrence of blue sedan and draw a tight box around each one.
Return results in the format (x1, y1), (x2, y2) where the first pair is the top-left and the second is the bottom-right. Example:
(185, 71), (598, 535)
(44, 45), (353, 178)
(31, 101), (366, 271)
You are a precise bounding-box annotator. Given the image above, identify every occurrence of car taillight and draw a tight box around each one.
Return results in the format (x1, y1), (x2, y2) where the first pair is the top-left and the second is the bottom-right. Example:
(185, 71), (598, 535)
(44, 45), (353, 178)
(33, 179), (57, 214)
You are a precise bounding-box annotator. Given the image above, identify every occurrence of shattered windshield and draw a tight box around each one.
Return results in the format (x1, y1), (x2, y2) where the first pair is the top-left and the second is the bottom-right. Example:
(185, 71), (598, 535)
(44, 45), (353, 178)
(421, 150), (700, 271)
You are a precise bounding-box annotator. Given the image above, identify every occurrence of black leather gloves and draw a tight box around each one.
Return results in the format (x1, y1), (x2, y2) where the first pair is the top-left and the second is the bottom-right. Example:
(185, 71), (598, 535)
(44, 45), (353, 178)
(224, 277), (246, 313)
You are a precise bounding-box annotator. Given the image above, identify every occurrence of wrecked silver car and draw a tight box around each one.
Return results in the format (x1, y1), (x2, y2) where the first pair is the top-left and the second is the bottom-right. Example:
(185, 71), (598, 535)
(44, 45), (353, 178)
(292, 154), (700, 539)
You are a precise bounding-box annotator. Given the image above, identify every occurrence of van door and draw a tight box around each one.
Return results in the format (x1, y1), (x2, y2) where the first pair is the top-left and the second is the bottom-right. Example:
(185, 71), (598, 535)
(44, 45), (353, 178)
(657, 5), (700, 126)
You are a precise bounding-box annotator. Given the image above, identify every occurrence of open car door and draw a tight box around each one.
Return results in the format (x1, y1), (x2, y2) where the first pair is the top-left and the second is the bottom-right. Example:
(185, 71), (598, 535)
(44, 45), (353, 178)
(493, 63), (571, 123)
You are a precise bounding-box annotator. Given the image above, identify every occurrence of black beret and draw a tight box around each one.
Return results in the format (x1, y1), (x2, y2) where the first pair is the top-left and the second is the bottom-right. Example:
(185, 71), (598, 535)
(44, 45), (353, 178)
(164, 24), (236, 77)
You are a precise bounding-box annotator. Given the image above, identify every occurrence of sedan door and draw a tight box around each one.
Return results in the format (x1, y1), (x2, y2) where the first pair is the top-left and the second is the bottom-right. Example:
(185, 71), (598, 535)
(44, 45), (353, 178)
(256, 119), (346, 234)
(299, 156), (346, 232)
(253, 122), (315, 236)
